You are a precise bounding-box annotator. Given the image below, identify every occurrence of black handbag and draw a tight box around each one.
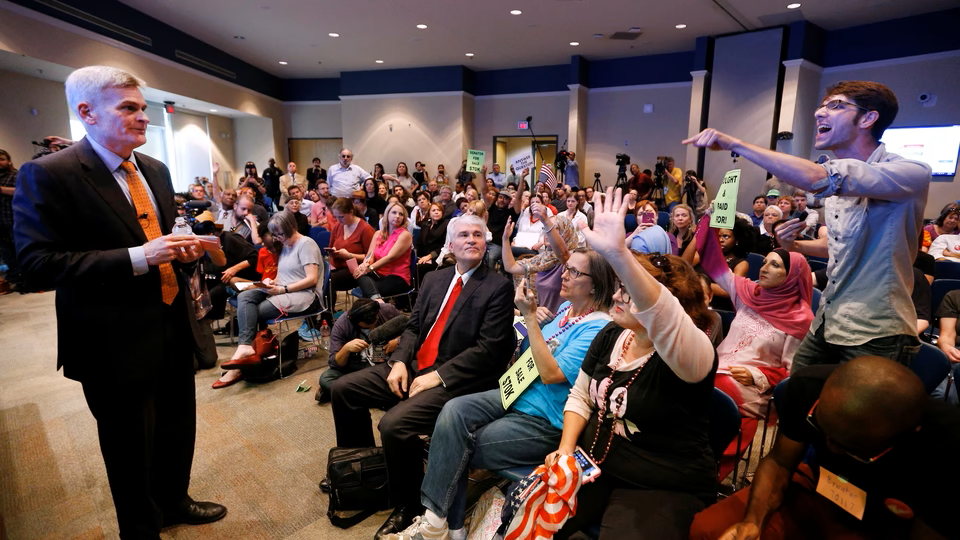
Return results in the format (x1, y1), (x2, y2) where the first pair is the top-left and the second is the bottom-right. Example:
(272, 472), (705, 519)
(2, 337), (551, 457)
(324, 446), (391, 528)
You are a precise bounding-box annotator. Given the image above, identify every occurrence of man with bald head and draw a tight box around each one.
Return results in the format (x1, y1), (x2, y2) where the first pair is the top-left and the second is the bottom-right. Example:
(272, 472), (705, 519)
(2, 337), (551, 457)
(691, 356), (960, 540)
(327, 148), (371, 198)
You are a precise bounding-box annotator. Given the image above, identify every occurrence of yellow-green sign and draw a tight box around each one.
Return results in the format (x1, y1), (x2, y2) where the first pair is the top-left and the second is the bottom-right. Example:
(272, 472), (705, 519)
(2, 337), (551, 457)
(466, 149), (485, 173)
(499, 348), (540, 409)
(710, 169), (741, 230)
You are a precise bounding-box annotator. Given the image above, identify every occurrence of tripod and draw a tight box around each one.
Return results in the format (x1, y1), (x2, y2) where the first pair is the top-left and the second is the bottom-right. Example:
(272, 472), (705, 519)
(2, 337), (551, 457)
(651, 173), (667, 210)
(592, 173), (603, 193)
(615, 165), (628, 191)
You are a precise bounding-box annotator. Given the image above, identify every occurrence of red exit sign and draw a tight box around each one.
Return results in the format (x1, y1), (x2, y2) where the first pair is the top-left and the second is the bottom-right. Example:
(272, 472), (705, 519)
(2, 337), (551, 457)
(517, 121), (528, 130)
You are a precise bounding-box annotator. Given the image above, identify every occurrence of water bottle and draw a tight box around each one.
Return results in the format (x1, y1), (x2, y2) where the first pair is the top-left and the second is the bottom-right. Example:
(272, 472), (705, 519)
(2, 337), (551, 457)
(172, 216), (193, 235)
(320, 320), (330, 350)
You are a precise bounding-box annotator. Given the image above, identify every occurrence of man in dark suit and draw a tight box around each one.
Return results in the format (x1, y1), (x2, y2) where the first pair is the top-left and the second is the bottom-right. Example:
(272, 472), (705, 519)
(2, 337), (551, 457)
(331, 214), (515, 539)
(12, 66), (227, 538)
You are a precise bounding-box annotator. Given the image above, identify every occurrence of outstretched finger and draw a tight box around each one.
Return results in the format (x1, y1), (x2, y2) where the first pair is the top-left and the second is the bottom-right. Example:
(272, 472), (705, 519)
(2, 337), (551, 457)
(615, 188), (630, 218)
(603, 187), (614, 213)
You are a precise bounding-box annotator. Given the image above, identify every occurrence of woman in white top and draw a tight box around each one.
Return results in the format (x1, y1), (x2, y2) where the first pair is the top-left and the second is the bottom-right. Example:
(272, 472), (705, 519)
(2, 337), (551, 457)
(434, 164), (449, 185)
(383, 162), (417, 193)
(561, 193), (588, 246)
(512, 192), (556, 254)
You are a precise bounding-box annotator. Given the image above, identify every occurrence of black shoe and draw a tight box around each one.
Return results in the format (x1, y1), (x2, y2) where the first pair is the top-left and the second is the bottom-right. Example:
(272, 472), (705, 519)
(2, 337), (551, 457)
(162, 500), (227, 527)
(319, 476), (331, 493)
(315, 386), (331, 404)
(374, 505), (423, 540)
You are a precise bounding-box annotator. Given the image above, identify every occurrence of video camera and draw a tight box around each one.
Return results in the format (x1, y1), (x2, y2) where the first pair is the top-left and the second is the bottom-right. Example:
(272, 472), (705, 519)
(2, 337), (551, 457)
(615, 153), (631, 168)
(555, 149), (571, 173)
(31, 137), (72, 160)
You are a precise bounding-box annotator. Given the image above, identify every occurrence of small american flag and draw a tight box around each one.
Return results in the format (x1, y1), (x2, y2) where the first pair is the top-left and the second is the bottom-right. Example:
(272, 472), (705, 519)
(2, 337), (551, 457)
(538, 163), (557, 191)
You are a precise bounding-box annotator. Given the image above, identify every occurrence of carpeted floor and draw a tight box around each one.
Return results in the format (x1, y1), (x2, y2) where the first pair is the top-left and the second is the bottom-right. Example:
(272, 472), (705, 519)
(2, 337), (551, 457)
(0, 290), (394, 540)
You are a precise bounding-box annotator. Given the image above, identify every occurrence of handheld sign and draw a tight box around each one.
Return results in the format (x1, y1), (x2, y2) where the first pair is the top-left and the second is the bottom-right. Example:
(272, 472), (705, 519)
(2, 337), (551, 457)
(710, 168), (741, 230)
(512, 154), (534, 173)
(816, 467), (867, 520)
(466, 149), (485, 173)
(499, 348), (540, 409)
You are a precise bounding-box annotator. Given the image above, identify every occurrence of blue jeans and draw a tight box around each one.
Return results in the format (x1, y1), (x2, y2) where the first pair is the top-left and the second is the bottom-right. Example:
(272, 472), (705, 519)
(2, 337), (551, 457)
(421, 389), (561, 529)
(486, 243), (503, 271)
(790, 323), (921, 374)
(237, 288), (282, 345)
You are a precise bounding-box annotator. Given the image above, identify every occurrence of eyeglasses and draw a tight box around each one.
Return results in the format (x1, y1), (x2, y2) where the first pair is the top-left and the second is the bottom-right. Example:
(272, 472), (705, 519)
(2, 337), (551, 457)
(340, 155), (352, 159)
(806, 399), (894, 464)
(562, 264), (591, 280)
(817, 99), (869, 113)
(615, 280), (631, 305)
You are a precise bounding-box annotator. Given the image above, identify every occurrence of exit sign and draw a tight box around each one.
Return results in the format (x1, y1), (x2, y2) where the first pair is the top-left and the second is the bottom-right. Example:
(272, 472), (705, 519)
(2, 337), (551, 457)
(517, 121), (528, 130)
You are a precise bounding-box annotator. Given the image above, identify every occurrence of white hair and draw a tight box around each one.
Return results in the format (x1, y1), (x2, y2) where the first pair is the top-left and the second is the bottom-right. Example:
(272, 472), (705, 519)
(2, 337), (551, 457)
(449, 214), (488, 239)
(65, 66), (146, 118)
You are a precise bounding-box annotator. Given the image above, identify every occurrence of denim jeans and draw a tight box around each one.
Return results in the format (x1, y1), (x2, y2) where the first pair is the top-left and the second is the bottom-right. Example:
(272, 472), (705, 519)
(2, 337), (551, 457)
(237, 288), (281, 345)
(486, 243), (503, 272)
(420, 389), (561, 530)
(790, 323), (921, 374)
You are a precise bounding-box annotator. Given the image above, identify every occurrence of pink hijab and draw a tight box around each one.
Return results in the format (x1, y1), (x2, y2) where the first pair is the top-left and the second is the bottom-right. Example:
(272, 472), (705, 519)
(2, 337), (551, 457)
(695, 215), (813, 340)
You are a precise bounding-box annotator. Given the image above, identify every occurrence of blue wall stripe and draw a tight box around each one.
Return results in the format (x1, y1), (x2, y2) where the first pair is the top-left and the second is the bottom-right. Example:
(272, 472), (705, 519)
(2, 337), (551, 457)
(473, 64), (569, 96)
(820, 8), (960, 67)
(587, 51), (695, 88)
(339, 65), (474, 96)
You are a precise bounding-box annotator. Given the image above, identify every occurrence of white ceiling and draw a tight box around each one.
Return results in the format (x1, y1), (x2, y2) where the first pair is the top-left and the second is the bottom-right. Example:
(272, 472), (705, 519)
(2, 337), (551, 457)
(121, 0), (954, 79)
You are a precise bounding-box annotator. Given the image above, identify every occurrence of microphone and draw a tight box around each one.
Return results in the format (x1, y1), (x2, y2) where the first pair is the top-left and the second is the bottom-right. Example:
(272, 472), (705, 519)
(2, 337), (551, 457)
(368, 314), (409, 345)
(185, 200), (212, 210)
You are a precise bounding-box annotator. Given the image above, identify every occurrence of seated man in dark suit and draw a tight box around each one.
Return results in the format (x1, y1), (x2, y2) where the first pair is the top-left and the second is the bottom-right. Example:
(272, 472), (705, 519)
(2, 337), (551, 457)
(331, 214), (515, 539)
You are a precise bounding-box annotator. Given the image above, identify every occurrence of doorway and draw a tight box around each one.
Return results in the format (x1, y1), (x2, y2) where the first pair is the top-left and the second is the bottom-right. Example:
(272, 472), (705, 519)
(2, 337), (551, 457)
(492, 135), (558, 187)
(288, 138), (344, 175)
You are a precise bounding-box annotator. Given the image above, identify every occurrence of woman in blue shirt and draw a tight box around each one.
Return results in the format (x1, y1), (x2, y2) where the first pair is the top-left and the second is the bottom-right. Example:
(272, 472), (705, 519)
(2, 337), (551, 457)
(404, 248), (616, 539)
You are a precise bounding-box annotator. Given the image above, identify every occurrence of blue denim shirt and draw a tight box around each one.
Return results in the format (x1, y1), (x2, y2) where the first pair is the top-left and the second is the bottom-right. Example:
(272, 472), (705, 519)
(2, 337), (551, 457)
(810, 144), (931, 345)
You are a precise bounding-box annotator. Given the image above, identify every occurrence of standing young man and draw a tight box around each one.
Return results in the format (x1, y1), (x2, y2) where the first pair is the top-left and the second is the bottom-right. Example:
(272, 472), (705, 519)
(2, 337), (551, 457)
(685, 81), (930, 369)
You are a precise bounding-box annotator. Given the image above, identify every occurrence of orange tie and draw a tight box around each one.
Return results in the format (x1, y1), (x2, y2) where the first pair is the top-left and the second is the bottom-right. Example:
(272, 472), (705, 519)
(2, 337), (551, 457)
(416, 277), (462, 371)
(120, 161), (179, 305)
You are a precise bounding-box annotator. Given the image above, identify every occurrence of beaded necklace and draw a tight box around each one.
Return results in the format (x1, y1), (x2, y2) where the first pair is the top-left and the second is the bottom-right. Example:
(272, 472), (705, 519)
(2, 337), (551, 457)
(538, 304), (594, 354)
(587, 331), (655, 464)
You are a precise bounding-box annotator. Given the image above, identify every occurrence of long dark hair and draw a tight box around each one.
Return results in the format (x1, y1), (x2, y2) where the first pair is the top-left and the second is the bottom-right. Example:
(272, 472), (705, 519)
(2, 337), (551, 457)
(244, 162), (259, 178)
(637, 253), (713, 332)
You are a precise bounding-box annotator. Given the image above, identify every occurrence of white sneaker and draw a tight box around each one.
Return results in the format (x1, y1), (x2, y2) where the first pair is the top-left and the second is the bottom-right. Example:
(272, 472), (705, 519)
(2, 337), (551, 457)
(382, 515), (449, 540)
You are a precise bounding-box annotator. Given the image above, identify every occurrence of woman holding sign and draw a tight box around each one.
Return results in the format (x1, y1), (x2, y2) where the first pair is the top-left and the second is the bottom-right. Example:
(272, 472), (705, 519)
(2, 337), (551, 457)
(695, 214), (812, 418)
(402, 249), (616, 540)
(545, 187), (718, 540)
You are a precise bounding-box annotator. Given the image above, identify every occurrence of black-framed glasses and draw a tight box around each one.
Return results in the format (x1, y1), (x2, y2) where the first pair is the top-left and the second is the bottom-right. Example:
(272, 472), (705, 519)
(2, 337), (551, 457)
(562, 264), (591, 280)
(817, 99), (869, 113)
(340, 154), (352, 159)
(806, 399), (894, 464)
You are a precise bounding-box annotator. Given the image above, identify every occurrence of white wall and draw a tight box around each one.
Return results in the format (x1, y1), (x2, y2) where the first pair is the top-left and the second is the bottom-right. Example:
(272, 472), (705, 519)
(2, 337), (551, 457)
(283, 102), (342, 139)
(234, 116), (276, 182)
(473, 93), (568, 163)
(814, 51), (960, 219)
(340, 92), (470, 175)
(585, 83), (692, 190)
(0, 69), (70, 166)
(168, 111), (211, 191)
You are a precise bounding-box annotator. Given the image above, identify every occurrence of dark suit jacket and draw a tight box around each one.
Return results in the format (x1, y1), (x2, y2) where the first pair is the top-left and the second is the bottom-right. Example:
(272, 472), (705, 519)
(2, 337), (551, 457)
(13, 137), (194, 384)
(391, 263), (515, 393)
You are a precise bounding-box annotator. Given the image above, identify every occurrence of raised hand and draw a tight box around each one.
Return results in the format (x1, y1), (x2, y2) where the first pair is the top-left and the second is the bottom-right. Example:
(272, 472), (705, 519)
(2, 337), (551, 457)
(514, 277), (538, 317)
(503, 216), (515, 244)
(583, 187), (631, 257)
(774, 218), (804, 252)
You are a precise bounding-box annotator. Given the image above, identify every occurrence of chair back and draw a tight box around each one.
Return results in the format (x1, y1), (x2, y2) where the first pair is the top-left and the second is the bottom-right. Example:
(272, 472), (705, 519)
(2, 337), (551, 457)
(709, 388), (742, 461)
(657, 211), (670, 230)
(808, 259), (827, 273)
(624, 213), (638, 233)
(911, 343), (951, 395)
(935, 260), (960, 281)
(746, 253), (765, 281)
(309, 226), (331, 250)
(931, 279), (960, 318)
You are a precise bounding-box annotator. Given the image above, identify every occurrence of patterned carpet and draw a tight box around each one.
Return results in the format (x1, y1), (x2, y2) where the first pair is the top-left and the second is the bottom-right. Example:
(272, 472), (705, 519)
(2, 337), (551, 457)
(0, 290), (391, 540)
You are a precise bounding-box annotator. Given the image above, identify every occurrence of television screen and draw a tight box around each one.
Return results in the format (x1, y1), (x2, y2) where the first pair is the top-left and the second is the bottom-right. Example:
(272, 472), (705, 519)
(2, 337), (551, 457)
(880, 125), (960, 176)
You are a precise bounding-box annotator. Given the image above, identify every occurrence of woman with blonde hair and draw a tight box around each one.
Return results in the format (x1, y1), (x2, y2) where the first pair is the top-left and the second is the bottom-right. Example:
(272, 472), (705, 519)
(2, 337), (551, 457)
(353, 201), (413, 300)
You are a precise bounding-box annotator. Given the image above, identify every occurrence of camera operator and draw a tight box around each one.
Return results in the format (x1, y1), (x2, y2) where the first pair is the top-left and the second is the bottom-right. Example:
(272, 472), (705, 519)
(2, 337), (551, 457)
(681, 169), (709, 219)
(627, 164), (654, 201)
(660, 156), (683, 212)
(238, 161), (268, 208)
(31, 136), (74, 160)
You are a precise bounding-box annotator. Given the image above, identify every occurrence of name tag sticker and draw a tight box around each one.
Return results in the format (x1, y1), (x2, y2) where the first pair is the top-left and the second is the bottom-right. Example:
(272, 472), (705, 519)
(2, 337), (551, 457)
(816, 466), (867, 520)
(498, 348), (539, 409)
(514, 317), (528, 340)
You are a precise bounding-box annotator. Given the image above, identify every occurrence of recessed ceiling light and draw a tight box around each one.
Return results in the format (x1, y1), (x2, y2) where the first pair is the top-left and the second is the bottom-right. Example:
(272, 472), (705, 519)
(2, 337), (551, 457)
(416, 24), (428, 29)
(510, 9), (522, 15)
(787, 3), (801, 8)
(210, 109), (218, 112)
(329, 32), (339, 37)
(465, 53), (474, 57)
(628, 27), (642, 33)
(375, 60), (384, 63)
(278, 61), (288, 65)
(570, 41), (580, 46)
(675, 24), (687, 29)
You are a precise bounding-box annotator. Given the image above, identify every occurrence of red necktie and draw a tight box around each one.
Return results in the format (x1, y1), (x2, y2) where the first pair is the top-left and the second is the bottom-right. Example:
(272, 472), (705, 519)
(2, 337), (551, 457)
(417, 276), (462, 371)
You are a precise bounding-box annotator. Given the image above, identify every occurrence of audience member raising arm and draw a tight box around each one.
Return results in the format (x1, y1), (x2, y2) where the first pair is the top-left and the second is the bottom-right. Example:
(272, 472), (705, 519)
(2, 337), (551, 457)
(545, 187), (717, 539)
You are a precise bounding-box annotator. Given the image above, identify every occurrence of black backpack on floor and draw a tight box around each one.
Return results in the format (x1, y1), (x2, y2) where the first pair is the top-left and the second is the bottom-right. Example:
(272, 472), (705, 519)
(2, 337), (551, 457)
(324, 446), (391, 528)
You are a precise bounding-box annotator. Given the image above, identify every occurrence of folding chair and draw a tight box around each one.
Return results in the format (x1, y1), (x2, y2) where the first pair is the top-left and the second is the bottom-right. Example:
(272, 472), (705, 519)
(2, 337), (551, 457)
(380, 250), (419, 311)
(264, 256), (331, 377)
(746, 253), (765, 281)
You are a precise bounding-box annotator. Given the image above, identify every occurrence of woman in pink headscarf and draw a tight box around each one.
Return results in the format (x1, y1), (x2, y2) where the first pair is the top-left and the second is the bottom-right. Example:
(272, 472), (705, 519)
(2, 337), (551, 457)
(695, 216), (813, 418)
